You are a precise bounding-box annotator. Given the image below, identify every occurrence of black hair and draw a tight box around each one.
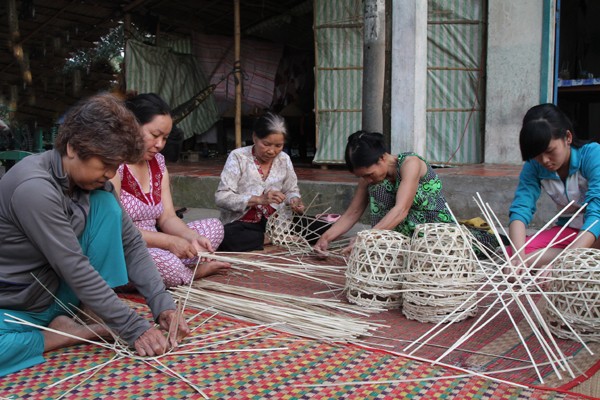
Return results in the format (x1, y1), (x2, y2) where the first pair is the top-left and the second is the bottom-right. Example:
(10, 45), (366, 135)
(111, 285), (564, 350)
(344, 130), (387, 172)
(519, 103), (585, 161)
(253, 111), (287, 139)
(125, 93), (171, 125)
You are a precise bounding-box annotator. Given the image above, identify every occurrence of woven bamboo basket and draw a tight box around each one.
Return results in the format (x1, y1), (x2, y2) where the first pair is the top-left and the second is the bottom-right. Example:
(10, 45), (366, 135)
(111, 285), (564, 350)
(265, 208), (311, 253)
(545, 248), (600, 342)
(345, 229), (410, 309)
(402, 223), (478, 323)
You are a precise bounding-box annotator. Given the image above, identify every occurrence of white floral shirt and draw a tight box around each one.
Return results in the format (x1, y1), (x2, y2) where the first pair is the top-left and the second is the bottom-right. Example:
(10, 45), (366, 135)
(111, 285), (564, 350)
(215, 145), (301, 224)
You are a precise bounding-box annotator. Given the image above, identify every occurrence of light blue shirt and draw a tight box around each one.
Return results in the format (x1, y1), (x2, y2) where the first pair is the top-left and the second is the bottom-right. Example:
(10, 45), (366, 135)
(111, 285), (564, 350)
(509, 142), (600, 238)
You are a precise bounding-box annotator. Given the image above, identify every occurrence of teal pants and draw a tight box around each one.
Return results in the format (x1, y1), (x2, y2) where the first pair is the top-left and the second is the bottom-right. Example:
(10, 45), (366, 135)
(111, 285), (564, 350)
(0, 190), (129, 377)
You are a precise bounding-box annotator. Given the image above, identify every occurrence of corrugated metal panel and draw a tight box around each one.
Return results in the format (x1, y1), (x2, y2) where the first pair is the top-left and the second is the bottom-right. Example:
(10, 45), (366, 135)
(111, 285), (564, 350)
(313, 0), (363, 164)
(426, 0), (485, 164)
(125, 40), (219, 140)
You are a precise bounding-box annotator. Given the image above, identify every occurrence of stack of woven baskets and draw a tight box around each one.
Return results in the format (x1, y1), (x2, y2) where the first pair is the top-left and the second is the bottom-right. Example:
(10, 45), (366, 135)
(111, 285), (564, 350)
(345, 224), (479, 323)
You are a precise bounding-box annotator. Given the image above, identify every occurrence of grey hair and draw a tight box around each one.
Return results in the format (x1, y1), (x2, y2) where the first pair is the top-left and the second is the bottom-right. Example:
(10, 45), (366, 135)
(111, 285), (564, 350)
(253, 112), (287, 139)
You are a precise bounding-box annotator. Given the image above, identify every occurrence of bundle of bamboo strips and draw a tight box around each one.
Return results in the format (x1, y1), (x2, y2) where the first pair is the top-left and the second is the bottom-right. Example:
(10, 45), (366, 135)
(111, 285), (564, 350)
(170, 285), (386, 342)
(193, 280), (383, 315)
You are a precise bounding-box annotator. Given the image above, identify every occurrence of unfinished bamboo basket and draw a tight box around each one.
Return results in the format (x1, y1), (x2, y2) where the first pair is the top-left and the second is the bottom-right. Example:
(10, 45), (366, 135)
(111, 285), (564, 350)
(545, 248), (600, 342)
(265, 208), (311, 252)
(402, 223), (478, 323)
(345, 229), (409, 309)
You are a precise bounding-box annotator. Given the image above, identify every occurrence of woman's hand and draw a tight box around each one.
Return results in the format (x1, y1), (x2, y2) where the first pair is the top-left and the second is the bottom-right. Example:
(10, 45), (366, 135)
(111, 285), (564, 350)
(263, 190), (286, 205)
(134, 327), (169, 357)
(290, 197), (305, 214)
(158, 309), (190, 348)
(189, 235), (216, 262)
(313, 237), (330, 257)
(168, 236), (198, 259)
(341, 237), (357, 256)
(503, 250), (525, 279)
(189, 235), (214, 253)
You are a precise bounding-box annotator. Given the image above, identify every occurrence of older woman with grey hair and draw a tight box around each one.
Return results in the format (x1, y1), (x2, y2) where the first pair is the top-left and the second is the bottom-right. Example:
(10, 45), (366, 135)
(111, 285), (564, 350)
(215, 112), (306, 251)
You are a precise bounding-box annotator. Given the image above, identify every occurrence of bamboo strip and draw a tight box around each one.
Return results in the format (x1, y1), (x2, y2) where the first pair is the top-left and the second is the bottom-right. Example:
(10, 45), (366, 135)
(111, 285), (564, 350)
(168, 347), (288, 356)
(145, 358), (209, 399)
(50, 354), (123, 400)
(169, 287), (383, 342)
(49, 354), (124, 389)
(194, 280), (377, 316)
(369, 334), (530, 363)
(4, 313), (117, 351)
(401, 194), (593, 383)
(201, 252), (345, 288)
(294, 357), (564, 389)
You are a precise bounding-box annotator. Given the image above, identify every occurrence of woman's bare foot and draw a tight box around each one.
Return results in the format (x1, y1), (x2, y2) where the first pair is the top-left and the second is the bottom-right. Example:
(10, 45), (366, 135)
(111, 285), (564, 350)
(43, 315), (111, 352)
(263, 234), (272, 245)
(78, 304), (103, 325)
(193, 261), (231, 279)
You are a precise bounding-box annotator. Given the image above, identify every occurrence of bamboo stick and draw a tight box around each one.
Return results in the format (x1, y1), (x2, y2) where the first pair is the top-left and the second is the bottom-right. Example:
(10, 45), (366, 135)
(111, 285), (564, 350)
(169, 287), (383, 342)
(402, 194), (593, 383)
(294, 357), (565, 389)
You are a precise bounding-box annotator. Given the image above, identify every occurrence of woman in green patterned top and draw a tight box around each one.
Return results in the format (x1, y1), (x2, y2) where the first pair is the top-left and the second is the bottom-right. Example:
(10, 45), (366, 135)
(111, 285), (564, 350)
(314, 131), (497, 255)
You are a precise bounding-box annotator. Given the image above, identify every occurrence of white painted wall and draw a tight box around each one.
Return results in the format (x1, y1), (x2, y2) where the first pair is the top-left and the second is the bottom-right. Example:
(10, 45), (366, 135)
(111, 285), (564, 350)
(485, 1), (545, 164)
(390, 0), (427, 156)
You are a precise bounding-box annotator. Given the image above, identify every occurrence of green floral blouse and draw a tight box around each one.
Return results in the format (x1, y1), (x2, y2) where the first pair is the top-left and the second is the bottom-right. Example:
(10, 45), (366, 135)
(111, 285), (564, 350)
(368, 152), (453, 237)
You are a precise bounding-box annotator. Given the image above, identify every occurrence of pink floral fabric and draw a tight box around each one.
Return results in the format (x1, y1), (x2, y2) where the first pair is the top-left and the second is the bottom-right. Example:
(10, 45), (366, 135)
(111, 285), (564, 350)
(118, 153), (224, 287)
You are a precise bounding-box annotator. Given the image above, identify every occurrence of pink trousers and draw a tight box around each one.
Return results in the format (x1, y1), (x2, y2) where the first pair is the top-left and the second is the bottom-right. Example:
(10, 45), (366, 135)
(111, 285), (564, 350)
(150, 218), (224, 288)
(506, 226), (579, 256)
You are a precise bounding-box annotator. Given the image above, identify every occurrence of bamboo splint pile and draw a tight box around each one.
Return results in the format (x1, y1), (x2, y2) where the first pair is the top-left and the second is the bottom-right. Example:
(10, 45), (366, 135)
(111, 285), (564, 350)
(193, 280), (375, 316)
(401, 194), (600, 385)
(170, 281), (386, 343)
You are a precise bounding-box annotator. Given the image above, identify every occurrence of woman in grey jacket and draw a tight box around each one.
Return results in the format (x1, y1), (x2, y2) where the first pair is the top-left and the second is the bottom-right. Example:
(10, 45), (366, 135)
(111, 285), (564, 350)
(0, 93), (188, 377)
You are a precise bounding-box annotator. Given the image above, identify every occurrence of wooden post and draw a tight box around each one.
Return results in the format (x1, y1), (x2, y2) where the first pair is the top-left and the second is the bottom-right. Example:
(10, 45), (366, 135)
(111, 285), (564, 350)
(234, 0), (242, 148)
(122, 13), (131, 93)
(362, 0), (385, 133)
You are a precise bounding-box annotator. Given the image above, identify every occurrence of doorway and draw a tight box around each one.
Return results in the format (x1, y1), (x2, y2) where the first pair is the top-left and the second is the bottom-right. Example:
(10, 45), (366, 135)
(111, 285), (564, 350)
(556, 0), (600, 141)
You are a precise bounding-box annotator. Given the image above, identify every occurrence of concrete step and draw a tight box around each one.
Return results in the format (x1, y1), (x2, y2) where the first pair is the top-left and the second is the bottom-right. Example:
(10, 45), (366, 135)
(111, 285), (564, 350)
(178, 207), (370, 237)
(170, 173), (556, 229)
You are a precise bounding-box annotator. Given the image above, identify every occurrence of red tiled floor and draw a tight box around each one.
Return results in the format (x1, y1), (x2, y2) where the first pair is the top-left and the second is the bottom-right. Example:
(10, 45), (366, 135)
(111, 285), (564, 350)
(167, 156), (359, 183)
(167, 156), (522, 182)
(435, 163), (521, 177)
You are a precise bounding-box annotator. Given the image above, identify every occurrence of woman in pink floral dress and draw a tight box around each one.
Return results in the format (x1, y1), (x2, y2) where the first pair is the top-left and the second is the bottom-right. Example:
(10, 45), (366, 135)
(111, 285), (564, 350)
(112, 93), (230, 287)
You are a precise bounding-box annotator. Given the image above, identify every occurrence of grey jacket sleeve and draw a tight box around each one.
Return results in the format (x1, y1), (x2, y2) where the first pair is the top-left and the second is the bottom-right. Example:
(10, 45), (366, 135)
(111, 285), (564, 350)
(10, 180), (158, 346)
(114, 189), (176, 321)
